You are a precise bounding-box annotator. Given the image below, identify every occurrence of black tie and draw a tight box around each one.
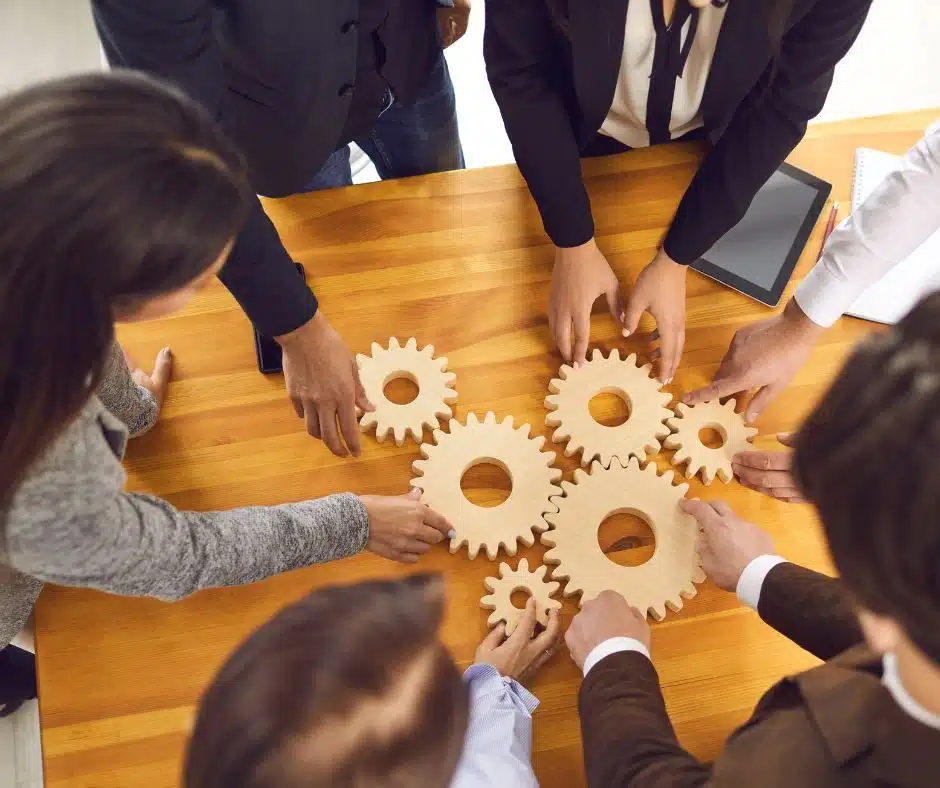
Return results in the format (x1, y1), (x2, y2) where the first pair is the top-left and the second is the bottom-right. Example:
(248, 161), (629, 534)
(647, 0), (702, 145)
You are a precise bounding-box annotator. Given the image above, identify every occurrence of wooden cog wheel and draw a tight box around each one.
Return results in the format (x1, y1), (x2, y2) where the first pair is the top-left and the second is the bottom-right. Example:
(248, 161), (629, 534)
(357, 337), (457, 446)
(411, 412), (563, 560)
(545, 348), (673, 467)
(664, 400), (758, 484)
(480, 558), (561, 635)
(542, 457), (705, 620)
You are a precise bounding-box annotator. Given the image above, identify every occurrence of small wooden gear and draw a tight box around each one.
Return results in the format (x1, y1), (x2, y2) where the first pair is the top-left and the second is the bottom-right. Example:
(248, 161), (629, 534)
(542, 457), (705, 620)
(664, 400), (758, 484)
(411, 412), (563, 559)
(545, 349), (674, 467)
(480, 558), (561, 635)
(357, 337), (457, 446)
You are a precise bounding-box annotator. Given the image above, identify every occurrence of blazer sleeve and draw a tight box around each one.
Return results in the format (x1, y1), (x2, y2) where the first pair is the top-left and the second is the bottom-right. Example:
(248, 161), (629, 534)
(757, 563), (865, 662)
(662, 0), (874, 264)
(92, 0), (318, 337)
(484, 0), (595, 248)
(579, 651), (711, 788)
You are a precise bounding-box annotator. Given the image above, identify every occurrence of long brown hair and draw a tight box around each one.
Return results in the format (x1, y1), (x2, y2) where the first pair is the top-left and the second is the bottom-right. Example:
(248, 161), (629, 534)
(184, 575), (469, 788)
(794, 293), (940, 663)
(0, 72), (250, 517)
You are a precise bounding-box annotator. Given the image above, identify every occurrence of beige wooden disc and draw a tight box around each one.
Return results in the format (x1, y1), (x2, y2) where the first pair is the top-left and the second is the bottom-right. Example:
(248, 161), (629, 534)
(411, 412), (563, 560)
(664, 400), (758, 484)
(357, 337), (457, 446)
(542, 457), (705, 621)
(480, 558), (561, 635)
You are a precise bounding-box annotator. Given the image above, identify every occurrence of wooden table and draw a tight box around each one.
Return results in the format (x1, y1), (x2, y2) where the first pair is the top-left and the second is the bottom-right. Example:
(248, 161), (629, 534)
(35, 109), (937, 787)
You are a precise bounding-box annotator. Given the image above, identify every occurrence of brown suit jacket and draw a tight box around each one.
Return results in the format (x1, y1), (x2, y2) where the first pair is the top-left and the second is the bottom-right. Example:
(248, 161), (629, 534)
(579, 563), (940, 787)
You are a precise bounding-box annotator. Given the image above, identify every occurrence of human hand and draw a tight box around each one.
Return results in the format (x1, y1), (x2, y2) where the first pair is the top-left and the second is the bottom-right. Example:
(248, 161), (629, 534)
(622, 249), (687, 384)
(680, 498), (775, 592)
(438, 0), (471, 47)
(474, 597), (562, 684)
(361, 489), (453, 563)
(683, 299), (825, 421)
(123, 346), (173, 410)
(565, 590), (651, 670)
(277, 311), (374, 457)
(732, 434), (805, 503)
(549, 239), (625, 367)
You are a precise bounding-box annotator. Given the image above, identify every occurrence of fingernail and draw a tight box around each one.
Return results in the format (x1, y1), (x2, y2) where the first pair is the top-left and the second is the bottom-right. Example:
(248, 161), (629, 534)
(665, 377), (673, 385)
(447, 530), (456, 540)
(622, 329), (631, 337)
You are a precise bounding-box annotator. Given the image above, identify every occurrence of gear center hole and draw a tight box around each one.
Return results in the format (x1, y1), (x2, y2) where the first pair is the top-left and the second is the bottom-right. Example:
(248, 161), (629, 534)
(461, 460), (513, 509)
(589, 388), (632, 428)
(510, 588), (532, 610)
(598, 509), (656, 567)
(383, 372), (420, 405)
(699, 424), (727, 449)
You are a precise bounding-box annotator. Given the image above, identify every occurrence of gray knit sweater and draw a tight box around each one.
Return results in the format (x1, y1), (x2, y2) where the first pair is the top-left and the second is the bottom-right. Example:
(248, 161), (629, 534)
(0, 343), (370, 648)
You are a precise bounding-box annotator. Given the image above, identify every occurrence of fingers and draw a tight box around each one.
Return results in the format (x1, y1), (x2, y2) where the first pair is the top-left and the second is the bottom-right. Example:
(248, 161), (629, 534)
(352, 362), (376, 413)
(531, 608), (562, 654)
(508, 598), (538, 645)
(709, 500), (733, 517)
(744, 382), (785, 422)
(731, 451), (792, 472)
(572, 307), (591, 367)
(304, 404), (322, 439)
(317, 406), (347, 457)
(554, 311), (573, 363)
(621, 295), (645, 338)
(481, 623), (507, 650)
(680, 498), (724, 529)
(422, 506), (454, 538)
(739, 482), (806, 503)
(290, 397), (305, 420)
(682, 376), (745, 406)
(151, 347), (173, 387)
(777, 432), (796, 448)
(606, 285), (626, 332)
(336, 397), (362, 458)
(416, 524), (447, 545)
(656, 322), (683, 384)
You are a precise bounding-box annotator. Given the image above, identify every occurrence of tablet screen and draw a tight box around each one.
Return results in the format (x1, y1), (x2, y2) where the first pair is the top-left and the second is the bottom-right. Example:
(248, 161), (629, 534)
(691, 163), (832, 306)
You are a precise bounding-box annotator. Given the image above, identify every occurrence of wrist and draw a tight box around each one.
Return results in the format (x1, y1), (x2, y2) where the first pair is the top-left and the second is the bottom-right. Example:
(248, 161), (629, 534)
(275, 310), (323, 345)
(653, 248), (685, 274)
(782, 298), (825, 340)
(555, 237), (598, 261)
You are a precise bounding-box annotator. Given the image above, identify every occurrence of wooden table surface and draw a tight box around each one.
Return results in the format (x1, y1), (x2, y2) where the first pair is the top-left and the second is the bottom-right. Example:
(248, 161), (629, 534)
(35, 109), (938, 787)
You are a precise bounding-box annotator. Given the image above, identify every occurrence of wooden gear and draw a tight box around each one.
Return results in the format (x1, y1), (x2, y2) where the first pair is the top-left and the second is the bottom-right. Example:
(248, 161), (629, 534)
(480, 558), (561, 635)
(357, 337), (457, 445)
(411, 412), (563, 559)
(545, 349), (673, 467)
(664, 400), (758, 484)
(542, 457), (705, 620)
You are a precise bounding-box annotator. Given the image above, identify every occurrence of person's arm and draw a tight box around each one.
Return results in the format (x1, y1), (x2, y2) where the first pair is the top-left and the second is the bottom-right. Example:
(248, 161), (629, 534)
(450, 664), (540, 788)
(795, 127), (940, 327)
(742, 560), (865, 662)
(91, 0), (317, 338)
(663, 0), (873, 265)
(99, 342), (161, 437)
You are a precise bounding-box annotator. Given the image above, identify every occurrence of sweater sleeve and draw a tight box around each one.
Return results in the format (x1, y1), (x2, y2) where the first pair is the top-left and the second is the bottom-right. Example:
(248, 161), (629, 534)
(663, 0), (874, 264)
(98, 342), (160, 438)
(6, 423), (369, 602)
(484, 0), (595, 248)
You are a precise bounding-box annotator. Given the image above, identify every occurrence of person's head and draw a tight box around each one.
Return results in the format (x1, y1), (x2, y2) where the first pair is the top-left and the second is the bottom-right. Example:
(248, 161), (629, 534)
(0, 71), (251, 513)
(794, 292), (940, 666)
(184, 575), (469, 788)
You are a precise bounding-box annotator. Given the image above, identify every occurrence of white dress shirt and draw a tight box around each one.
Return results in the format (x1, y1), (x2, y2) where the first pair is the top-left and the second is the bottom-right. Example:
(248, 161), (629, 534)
(795, 125), (940, 327)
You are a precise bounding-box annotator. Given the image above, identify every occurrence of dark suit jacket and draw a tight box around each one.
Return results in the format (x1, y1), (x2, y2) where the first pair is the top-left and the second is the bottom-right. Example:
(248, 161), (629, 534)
(484, 0), (873, 262)
(579, 563), (940, 788)
(93, 0), (439, 337)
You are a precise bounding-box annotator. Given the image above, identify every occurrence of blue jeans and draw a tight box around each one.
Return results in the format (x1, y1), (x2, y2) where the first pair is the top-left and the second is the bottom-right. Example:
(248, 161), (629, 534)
(306, 51), (464, 189)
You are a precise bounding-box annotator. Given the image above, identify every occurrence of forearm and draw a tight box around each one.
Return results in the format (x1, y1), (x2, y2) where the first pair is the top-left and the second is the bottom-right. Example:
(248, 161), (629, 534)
(743, 560), (864, 661)
(580, 652), (710, 788)
(98, 341), (160, 437)
(451, 664), (539, 787)
(8, 492), (368, 602)
(795, 129), (940, 327)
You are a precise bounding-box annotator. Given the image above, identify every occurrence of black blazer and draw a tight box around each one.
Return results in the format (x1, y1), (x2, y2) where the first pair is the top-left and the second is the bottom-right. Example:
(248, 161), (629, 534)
(93, 0), (439, 337)
(485, 0), (873, 264)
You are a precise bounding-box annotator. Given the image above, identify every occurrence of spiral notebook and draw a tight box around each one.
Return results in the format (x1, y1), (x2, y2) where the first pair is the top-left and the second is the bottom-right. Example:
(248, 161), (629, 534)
(846, 147), (940, 324)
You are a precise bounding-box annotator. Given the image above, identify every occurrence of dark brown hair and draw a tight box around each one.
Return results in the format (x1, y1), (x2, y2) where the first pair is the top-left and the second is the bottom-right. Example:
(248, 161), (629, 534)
(0, 71), (250, 516)
(794, 292), (940, 663)
(184, 575), (469, 788)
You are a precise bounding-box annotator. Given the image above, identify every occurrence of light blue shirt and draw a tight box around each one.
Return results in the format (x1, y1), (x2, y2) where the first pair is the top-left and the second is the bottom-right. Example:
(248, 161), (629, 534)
(450, 663), (540, 788)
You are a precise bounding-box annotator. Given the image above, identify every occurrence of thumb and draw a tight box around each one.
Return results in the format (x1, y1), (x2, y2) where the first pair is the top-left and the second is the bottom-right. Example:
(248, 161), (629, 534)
(621, 293), (646, 338)
(745, 382), (786, 422)
(353, 363), (376, 413)
(777, 431), (796, 448)
(682, 376), (745, 406)
(407, 487), (423, 502)
(508, 597), (538, 646)
(605, 284), (625, 329)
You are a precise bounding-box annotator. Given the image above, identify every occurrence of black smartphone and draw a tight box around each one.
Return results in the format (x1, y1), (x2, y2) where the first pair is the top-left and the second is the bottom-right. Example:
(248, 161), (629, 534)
(254, 262), (306, 374)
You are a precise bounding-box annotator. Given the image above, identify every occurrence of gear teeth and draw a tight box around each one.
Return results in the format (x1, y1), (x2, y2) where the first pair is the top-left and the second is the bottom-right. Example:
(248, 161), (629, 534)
(443, 372), (457, 387)
(674, 401), (690, 416)
(466, 412), (481, 426)
(545, 394), (561, 410)
(691, 566), (707, 584)
(610, 348), (621, 361)
(572, 467), (590, 485)
(388, 337), (401, 350)
(591, 348), (603, 361)
(665, 597), (684, 613)
(680, 583), (698, 599)
(649, 604), (667, 621)
(559, 364), (574, 380)
(483, 412), (497, 426)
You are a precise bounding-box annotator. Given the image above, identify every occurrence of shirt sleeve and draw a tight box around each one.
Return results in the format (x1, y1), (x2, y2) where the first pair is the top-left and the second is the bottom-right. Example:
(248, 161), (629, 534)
(794, 127), (940, 327)
(450, 664), (540, 788)
(97, 342), (160, 438)
(735, 555), (788, 610)
(582, 637), (652, 677)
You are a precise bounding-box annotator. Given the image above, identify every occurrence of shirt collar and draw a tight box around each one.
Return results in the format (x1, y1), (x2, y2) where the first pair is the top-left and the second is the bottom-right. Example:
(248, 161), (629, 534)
(882, 652), (940, 731)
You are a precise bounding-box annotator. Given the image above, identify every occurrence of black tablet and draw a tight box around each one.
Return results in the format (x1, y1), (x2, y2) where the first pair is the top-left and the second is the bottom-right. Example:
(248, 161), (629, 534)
(690, 162), (832, 307)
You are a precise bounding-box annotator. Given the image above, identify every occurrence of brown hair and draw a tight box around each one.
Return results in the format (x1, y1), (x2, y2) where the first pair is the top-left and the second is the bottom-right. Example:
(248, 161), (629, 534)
(0, 72), (250, 520)
(794, 292), (940, 663)
(184, 575), (469, 788)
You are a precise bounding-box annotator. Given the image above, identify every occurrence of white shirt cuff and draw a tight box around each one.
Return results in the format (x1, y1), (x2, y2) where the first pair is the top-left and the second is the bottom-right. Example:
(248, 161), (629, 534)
(736, 555), (788, 610)
(793, 260), (849, 328)
(582, 637), (651, 677)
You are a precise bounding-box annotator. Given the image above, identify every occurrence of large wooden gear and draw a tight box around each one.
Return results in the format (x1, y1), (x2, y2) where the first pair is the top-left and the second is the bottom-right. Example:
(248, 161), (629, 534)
(542, 457), (705, 620)
(480, 558), (561, 635)
(545, 349), (673, 467)
(664, 400), (758, 484)
(411, 412), (563, 560)
(357, 337), (457, 446)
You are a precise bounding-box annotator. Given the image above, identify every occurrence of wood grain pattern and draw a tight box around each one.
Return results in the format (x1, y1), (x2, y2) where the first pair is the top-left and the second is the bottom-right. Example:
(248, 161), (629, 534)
(35, 110), (937, 788)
